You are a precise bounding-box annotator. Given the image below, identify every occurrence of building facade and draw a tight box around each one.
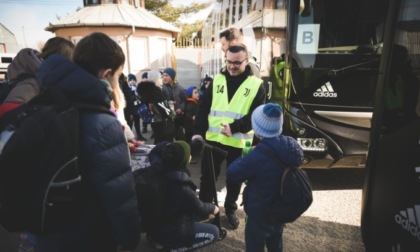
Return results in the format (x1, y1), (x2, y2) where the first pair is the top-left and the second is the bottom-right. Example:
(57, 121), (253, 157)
(46, 0), (180, 77)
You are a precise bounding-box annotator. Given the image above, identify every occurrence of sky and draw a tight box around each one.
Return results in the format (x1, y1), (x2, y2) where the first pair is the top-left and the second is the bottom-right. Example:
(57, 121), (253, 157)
(0, 0), (82, 49)
(0, 0), (213, 50)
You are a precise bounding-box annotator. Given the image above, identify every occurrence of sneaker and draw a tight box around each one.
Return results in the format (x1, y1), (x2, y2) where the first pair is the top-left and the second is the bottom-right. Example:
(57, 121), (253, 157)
(226, 212), (239, 230)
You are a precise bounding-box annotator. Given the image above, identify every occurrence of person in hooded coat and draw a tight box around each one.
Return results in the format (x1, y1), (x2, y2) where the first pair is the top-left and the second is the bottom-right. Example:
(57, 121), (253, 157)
(227, 103), (304, 252)
(137, 78), (175, 144)
(147, 140), (220, 251)
(0, 37), (75, 116)
(34, 32), (141, 252)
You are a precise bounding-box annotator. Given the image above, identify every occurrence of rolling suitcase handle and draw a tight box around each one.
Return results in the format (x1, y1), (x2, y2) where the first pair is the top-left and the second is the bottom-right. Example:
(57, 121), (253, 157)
(202, 141), (228, 241)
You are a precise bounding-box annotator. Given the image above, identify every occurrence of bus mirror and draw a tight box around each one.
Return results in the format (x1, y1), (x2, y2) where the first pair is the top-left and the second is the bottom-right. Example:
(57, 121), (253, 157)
(299, 0), (312, 17)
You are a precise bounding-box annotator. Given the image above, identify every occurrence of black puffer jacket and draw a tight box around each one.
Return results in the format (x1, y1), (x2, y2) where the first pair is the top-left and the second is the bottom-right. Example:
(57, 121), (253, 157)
(148, 142), (215, 246)
(35, 55), (141, 251)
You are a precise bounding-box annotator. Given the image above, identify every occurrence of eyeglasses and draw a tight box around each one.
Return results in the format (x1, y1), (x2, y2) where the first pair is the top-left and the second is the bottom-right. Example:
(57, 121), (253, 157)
(225, 58), (247, 67)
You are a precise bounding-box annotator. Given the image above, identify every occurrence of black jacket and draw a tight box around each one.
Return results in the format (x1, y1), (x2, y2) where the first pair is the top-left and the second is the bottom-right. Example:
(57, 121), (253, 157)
(36, 55), (141, 251)
(137, 81), (175, 122)
(148, 142), (215, 246)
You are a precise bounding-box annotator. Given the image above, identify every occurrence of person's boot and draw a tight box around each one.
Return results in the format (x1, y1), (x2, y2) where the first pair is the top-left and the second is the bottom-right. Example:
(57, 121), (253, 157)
(226, 211), (239, 230)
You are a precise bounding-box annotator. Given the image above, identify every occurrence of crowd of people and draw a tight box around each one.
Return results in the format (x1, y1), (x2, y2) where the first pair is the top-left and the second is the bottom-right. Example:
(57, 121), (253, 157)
(0, 28), (302, 252)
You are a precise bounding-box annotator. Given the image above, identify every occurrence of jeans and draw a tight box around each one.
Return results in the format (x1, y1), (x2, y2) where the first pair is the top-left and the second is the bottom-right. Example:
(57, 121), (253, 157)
(152, 222), (219, 252)
(245, 217), (284, 252)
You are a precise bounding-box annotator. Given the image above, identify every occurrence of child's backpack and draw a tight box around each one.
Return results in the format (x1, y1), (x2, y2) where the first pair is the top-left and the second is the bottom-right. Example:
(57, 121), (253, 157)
(133, 164), (166, 233)
(255, 150), (313, 223)
(0, 87), (112, 235)
(138, 103), (153, 124)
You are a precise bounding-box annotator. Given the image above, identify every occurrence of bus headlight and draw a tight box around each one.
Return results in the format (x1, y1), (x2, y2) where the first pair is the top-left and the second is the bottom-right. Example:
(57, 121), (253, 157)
(297, 138), (327, 152)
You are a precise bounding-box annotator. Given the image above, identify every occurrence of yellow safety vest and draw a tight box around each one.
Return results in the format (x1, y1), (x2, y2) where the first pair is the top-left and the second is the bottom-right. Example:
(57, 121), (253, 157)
(206, 74), (262, 148)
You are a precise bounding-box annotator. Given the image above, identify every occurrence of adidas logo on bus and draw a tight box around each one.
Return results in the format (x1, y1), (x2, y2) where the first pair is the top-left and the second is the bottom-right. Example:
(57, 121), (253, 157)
(313, 82), (338, 98)
(395, 204), (420, 240)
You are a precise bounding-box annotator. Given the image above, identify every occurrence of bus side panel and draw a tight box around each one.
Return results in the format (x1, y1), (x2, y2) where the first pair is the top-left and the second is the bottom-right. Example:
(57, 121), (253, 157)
(362, 119), (420, 251)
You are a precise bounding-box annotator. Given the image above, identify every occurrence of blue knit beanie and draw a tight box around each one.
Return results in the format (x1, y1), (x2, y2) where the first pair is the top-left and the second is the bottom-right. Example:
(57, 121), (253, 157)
(141, 72), (148, 79)
(185, 86), (196, 98)
(128, 73), (137, 82)
(163, 67), (176, 81)
(251, 103), (283, 138)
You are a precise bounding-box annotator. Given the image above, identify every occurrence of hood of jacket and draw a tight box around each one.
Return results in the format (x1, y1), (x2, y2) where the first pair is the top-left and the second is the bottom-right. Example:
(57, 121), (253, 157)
(7, 48), (42, 81)
(36, 55), (112, 108)
(137, 81), (165, 103)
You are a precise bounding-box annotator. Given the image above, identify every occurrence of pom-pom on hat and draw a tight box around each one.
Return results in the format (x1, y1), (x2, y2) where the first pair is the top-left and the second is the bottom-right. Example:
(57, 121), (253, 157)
(161, 141), (191, 169)
(251, 103), (283, 139)
(128, 73), (137, 82)
(185, 86), (196, 98)
(163, 67), (176, 81)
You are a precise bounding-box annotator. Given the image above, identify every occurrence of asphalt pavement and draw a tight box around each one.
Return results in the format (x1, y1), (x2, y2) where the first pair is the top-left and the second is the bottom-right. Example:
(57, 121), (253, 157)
(133, 130), (366, 251)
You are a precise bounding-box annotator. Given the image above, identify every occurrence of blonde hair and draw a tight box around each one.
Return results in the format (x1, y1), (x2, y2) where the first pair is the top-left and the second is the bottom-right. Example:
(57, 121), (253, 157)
(111, 79), (126, 111)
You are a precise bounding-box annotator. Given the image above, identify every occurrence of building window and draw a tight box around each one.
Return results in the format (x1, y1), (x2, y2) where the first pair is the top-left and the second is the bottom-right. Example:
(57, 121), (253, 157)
(130, 37), (148, 73)
(157, 38), (167, 68)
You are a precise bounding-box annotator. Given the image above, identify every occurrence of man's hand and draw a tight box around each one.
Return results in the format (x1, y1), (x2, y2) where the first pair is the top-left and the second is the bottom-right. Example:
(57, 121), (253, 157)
(191, 135), (204, 156)
(213, 206), (220, 215)
(221, 123), (232, 137)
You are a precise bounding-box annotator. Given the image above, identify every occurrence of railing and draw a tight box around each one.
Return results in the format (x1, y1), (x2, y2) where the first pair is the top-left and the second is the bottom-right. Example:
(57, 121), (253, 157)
(175, 37), (205, 48)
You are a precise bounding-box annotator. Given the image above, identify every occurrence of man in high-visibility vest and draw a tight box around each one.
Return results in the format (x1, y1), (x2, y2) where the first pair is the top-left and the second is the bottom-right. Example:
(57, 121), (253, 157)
(192, 44), (266, 230)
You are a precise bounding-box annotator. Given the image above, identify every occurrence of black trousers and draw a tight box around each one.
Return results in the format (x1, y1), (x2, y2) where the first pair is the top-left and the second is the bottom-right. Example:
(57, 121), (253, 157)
(198, 140), (242, 214)
(132, 113), (141, 136)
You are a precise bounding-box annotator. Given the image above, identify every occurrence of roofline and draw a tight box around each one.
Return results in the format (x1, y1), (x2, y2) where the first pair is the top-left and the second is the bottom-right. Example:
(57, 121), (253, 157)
(45, 24), (180, 38)
(0, 23), (16, 36)
(46, 23), (179, 32)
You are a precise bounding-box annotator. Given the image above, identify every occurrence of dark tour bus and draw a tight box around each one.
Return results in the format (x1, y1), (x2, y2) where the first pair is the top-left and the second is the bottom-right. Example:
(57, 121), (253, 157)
(284, 0), (420, 250)
(281, 0), (395, 169)
(360, 0), (420, 250)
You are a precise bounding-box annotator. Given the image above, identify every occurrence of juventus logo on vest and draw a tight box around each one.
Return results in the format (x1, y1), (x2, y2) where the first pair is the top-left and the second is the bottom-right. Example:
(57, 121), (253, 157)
(244, 88), (250, 97)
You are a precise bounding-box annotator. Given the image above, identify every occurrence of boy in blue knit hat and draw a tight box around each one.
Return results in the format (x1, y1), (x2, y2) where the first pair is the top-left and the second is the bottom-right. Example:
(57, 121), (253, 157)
(226, 103), (304, 252)
(161, 67), (187, 141)
(182, 86), (199, 162)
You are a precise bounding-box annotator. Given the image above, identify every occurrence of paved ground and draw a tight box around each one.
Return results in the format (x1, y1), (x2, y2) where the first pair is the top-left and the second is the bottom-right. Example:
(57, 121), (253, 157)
(134, 131), (367, 251)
